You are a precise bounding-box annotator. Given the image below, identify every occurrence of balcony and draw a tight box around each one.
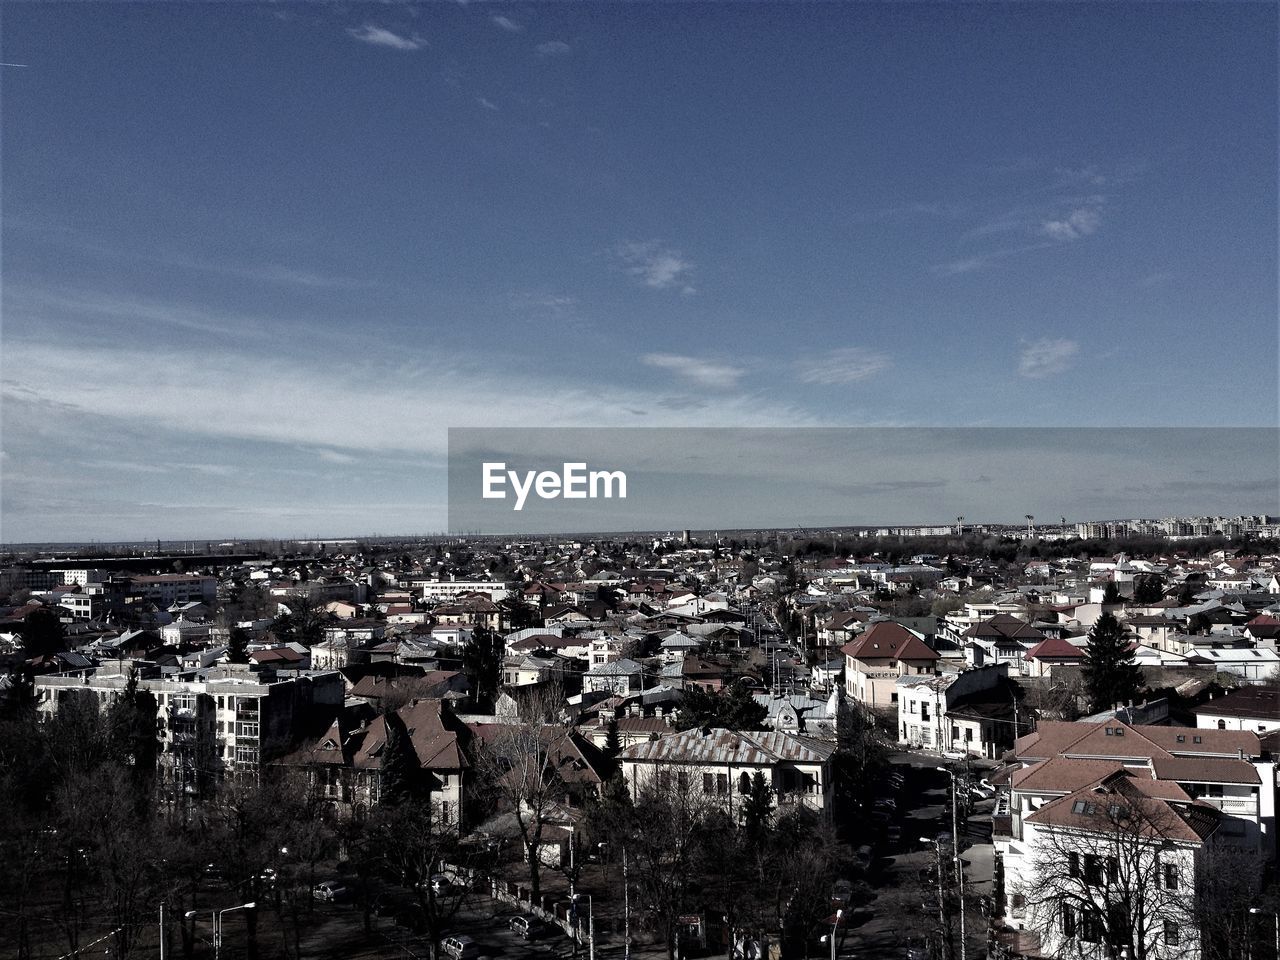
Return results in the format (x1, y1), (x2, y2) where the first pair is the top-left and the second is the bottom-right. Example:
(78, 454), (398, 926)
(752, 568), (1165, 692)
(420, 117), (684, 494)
(1194, 796), (1257, 815)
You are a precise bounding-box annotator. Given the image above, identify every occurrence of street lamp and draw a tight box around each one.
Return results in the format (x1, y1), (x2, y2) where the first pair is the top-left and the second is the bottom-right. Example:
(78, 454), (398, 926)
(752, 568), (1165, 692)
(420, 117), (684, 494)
(1249, 907), (1279, 960)
(819, 908), (843, 960)
(920, 837), (948, 957)
(186, 902), (255, 960)
(937, 766), (967, 960)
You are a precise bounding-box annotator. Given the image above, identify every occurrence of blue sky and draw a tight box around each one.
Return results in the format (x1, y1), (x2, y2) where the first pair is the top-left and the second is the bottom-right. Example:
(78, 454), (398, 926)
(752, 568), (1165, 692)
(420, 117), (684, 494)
(2, 2), (1276, 540)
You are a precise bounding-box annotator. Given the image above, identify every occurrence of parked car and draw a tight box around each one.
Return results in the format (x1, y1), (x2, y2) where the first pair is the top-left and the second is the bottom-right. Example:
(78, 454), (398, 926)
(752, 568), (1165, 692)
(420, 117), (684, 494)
(886, 825), (902, 844)
(312, 880), (351, 902)
(509, 915), (549, 939)
(852, 845), (873, 870)
(441, 935), (481, 960)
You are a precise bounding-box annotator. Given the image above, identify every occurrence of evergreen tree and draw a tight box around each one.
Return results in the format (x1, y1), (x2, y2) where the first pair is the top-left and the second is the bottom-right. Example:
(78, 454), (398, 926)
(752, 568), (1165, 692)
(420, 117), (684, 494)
(1101, 581), (1122, 605)
(1082, 612), (1144, 714)
(227, 627), (251, 664)
(603, 718), (622, 761)
(461, 626), (501, 705)
(740, 771), (773, 848)
(106, 670), (160, 809)
(379, 711), (419, 806)
(1132, 575), (1164, 605)
(675, 683), (768, 732)
(17, 606), (65, 659)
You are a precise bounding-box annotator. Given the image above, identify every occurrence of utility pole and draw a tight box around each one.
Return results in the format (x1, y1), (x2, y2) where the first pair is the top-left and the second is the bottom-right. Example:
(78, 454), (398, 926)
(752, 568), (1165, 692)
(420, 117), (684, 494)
(623, 846), (631, 960)
(938, 768), (968, 960)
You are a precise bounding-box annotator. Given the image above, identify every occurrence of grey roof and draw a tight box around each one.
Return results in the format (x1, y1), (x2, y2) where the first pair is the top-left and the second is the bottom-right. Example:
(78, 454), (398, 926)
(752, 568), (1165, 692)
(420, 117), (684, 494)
(618, 727), (836, 765)
(587, 657), (644, 677)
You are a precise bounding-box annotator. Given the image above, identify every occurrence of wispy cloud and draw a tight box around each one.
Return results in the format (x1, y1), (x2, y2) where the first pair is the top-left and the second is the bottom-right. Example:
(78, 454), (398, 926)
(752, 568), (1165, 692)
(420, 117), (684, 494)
(1041, 204), (1102, 241)
(616, 241), (695, 293)
(930, 242), (1052, 277)
(931, 256), (990, 277)
(476, 96), (499, 111)
(347, 24), (425, 51)
(535, 40), (571, 56)
(1018, 338), (1079, 379)
(311, 448), (358, 465)
(795, 348), (891, 385)
(641, 353), (745, 390)
(491, 15), (523, 32)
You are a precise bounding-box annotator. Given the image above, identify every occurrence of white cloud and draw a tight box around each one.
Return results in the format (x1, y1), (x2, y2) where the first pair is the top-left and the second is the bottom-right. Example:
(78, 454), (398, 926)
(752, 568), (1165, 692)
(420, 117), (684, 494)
(347, 24), (425, 51)
(476, 96), (499, 111)
(795, 348), (891, 385)
(491, 15), (523, 32)
(930, 256), (989, 277)
(1041, 205), (1102, 241)
(616, 241), (695, 292)
(640, 353), (745, 390)
(1, 338), (814, 459)
(1018, 338), (1079, 379)
(535, 40), (571, 56)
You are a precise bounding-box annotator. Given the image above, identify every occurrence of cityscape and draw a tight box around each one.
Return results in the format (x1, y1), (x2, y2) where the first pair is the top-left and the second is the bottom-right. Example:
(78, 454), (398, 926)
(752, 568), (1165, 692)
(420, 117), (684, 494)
(2, 3), (1277, 960)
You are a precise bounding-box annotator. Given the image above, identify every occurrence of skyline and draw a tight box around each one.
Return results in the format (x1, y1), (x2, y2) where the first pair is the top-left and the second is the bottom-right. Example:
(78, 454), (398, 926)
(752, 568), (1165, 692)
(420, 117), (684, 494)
(1, 3), (1277, 542)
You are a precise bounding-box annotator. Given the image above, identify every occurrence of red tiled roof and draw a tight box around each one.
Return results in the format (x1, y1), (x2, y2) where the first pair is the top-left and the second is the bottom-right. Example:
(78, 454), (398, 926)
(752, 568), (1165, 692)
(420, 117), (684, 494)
(1024, 636), (1085, 661)
(840, 621), (939, 662)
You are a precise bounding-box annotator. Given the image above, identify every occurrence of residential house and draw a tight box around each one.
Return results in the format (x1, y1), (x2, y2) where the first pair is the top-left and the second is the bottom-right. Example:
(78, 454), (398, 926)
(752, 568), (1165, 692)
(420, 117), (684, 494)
(1193, 684), (1280, 735)
(618, 727), (837, 815)
(896, 664), (1019, 758)
(842, 621), (940, 710)
(963, 613), (1045, 674)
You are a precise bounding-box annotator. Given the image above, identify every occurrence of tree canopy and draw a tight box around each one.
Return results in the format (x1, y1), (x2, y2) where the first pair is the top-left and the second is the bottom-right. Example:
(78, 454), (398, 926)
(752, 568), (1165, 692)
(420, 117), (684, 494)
(1081, 612), (1144, 714)
(675, 682), (768, 731)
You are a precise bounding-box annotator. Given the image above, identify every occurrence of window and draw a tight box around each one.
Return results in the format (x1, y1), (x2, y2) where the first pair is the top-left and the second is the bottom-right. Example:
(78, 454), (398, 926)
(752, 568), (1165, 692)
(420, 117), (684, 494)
(951, 726), (960, 741)
(1193, 736), (1202, 744)
(1067, 852), (1080, 878)
(236, 722), (258, 738)
(703, 772), (715, 794)
(1176, 735), (1185, 743)
(964, 728), (973, 742)
(1164, 921), (1180, 945)
(739, 773), (751, 794)
(1061, 904), (1076, 938)
(1218, 720), (1226, 730)
(1080, 911), (1103, 943)
(1084, 854), (1103, 886)
(1163, 863), (1178, 891)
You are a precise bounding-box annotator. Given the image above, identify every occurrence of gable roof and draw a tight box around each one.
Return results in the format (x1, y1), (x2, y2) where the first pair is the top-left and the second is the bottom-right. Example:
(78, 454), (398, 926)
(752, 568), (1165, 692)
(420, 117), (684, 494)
(840, 621), (938, 662)
(618, 727), (836, 765)
(1024, 636), (1086, 661)
(1025, 771), (1219, 844)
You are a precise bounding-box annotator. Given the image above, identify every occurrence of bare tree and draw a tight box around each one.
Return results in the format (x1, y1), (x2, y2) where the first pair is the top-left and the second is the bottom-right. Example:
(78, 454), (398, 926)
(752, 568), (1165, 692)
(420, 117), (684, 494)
(471, 683), (573, 900)
(364, 799), (470, 960)
(627, 764), (727, 960)
(1022, 778), (1209, 960)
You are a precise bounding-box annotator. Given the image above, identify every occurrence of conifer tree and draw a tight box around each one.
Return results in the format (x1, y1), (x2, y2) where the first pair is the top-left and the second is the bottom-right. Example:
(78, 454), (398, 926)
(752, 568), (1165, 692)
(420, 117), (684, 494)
(1082, 612), (1144, 714)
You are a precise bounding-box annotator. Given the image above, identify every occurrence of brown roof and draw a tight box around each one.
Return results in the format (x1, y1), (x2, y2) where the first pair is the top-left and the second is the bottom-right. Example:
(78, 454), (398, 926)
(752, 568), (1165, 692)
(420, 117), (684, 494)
(352, 699), (471, 772)
(1024, 636), (1085, 661)
(1016, 720), (1262, 763)
(1012, 757), (1127, 795)
(1025, 771), (1218, 844)
(963, 613), (1044, 642)
(840, 621), (938, 663)
(1192, 684), (1280, 722)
